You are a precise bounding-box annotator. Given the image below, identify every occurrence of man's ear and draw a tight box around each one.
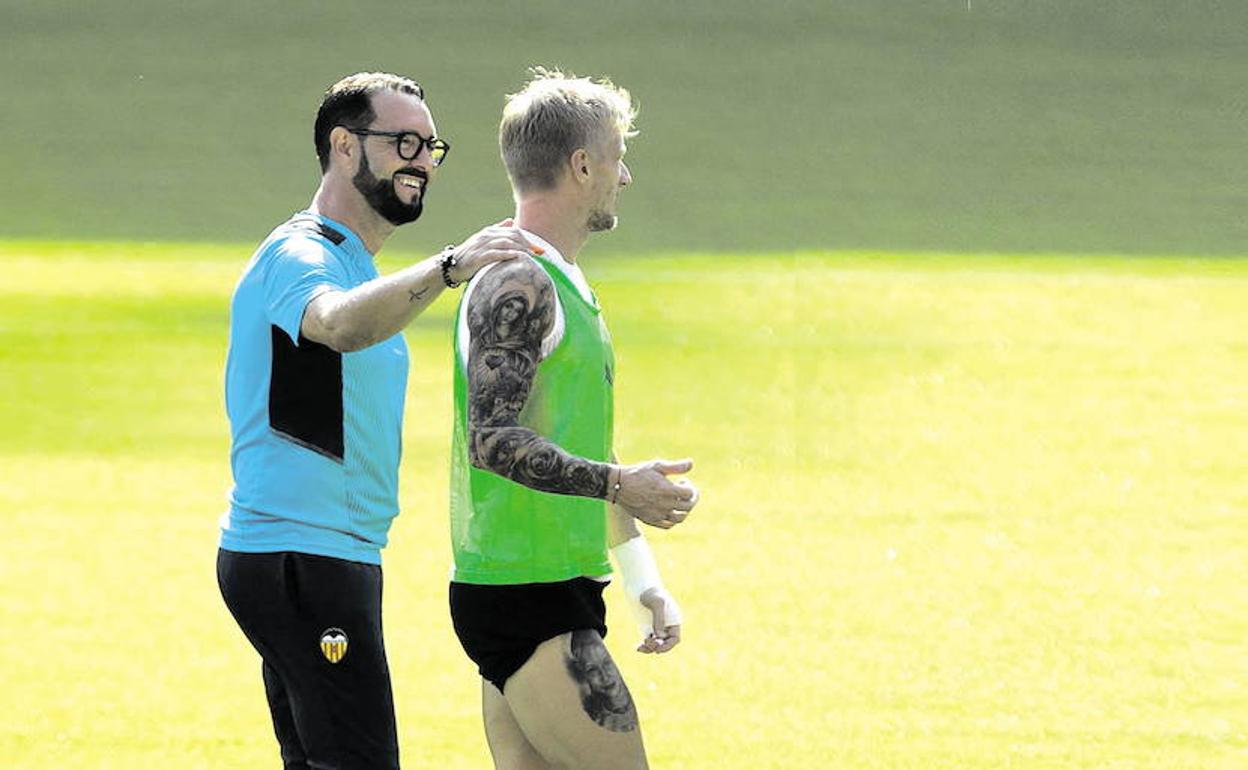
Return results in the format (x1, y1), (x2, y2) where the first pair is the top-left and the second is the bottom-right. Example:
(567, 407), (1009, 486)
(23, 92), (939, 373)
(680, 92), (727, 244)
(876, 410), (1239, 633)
(570, 148), (591, 184)
(331, 126), (356, 167)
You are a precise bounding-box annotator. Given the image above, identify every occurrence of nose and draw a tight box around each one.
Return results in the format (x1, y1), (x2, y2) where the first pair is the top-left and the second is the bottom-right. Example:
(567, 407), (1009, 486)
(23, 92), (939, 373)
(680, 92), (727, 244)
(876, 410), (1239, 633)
(409, 149), (434, 173)
(619, 161), (632, 187)
(403, 142), (436, 174)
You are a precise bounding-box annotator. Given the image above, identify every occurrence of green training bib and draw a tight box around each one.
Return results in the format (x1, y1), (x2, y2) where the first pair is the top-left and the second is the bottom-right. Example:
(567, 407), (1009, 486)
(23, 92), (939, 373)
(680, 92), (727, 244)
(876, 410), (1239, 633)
(450, 256), (615, 584)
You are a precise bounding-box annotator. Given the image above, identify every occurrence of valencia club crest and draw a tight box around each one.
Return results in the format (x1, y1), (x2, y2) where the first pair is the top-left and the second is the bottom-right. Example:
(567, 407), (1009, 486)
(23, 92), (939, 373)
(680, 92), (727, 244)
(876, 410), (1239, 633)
(320, 628), (348, 663)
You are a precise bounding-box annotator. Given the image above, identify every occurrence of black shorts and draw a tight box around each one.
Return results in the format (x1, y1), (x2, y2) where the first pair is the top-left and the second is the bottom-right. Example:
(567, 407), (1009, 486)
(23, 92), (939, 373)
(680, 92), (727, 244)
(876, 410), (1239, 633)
(217, 549), (399, 770)
(449, 577), (609, 693)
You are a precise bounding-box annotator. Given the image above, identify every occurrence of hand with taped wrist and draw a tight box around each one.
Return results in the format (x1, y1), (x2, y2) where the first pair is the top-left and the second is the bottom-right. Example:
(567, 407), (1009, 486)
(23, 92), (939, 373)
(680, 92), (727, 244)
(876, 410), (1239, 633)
(611, 535), (683, 654)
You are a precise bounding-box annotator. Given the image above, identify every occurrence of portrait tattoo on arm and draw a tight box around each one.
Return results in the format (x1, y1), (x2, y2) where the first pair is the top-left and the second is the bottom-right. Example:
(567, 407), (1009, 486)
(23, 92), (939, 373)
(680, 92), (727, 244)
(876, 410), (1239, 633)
(564, 629), (639, 732)
(466, 261), (611, 498)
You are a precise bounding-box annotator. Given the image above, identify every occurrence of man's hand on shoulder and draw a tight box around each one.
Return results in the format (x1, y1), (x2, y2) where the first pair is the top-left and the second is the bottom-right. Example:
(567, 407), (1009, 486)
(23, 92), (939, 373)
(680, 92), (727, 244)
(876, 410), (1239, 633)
(294, 219), (543, 354)
(449, 218), (543, 285)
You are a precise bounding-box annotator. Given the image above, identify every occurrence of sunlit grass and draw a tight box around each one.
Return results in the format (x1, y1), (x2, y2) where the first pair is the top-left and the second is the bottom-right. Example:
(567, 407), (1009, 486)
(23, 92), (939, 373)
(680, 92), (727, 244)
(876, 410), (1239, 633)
(2, 241), (1246, 768)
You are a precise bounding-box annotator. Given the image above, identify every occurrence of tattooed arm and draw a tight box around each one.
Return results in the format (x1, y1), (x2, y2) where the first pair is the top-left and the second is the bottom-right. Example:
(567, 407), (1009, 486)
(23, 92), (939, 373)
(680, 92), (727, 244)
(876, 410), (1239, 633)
(466, 258), (613, 497)
(467, 258), (701, 524)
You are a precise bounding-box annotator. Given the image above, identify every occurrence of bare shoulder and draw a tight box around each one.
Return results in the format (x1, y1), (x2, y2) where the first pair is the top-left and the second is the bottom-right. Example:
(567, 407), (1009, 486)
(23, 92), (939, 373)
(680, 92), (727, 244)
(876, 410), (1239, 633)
(466, 257), (557, 347)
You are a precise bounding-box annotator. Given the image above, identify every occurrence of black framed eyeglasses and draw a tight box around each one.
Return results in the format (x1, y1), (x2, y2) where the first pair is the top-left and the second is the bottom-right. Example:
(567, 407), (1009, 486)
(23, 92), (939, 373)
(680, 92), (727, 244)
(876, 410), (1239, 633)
(342, 127), (451, 166)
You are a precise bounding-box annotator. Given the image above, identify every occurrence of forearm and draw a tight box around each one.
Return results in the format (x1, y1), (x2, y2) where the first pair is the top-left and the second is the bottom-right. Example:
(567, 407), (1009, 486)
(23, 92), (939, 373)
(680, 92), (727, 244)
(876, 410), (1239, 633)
(471, 425), (620, 500)
(607, 453), (639, 546)
(608, 502), (640, 546)
(314, 256), (445, 351)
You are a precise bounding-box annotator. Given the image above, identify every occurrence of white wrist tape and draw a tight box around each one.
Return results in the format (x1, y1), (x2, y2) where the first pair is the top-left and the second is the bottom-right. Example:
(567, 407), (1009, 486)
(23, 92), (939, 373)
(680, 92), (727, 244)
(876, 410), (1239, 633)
(638, 589), (683, 635)
(611, 535), (663, 602)
(610, 536), (683, 635)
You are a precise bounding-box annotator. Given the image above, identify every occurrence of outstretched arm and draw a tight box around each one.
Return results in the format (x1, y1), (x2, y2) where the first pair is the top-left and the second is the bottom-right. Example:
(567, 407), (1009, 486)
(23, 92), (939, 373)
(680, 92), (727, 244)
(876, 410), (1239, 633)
(302, 219), (536, 352)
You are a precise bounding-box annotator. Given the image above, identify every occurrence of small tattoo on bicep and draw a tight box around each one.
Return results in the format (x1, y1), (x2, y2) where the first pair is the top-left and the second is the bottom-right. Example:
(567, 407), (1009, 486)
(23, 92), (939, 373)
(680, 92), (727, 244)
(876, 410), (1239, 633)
(564, 630), (638, 732)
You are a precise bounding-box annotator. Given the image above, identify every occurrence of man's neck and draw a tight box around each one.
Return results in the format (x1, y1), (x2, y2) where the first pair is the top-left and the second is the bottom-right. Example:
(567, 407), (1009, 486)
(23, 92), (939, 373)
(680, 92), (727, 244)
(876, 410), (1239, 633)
(308, 180), (395, 256)
(514, 196), (587, 264)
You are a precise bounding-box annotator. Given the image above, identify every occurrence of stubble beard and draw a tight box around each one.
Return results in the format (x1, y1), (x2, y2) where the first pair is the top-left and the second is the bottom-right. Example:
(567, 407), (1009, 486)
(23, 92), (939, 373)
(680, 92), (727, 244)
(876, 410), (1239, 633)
(587, 208), (617, 232)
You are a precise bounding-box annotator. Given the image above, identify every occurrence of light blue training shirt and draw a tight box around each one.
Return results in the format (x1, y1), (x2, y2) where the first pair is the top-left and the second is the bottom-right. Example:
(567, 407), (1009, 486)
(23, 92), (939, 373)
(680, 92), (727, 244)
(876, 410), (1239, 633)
(220, 211), (409, 565)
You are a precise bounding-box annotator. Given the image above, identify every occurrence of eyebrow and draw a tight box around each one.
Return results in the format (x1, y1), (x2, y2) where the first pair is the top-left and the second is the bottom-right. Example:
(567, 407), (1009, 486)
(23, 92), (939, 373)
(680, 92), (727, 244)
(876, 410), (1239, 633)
(374, 127), (437, 136)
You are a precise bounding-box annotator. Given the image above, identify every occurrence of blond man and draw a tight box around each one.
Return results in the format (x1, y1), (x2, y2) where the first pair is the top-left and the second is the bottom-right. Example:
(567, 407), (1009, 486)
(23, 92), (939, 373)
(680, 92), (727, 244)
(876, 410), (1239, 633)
(444, 68), (699, 770)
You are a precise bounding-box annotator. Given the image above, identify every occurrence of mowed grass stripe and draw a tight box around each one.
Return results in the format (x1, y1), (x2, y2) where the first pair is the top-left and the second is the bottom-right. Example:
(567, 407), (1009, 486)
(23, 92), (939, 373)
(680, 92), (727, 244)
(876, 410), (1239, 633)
(1, 242), (1246, 768)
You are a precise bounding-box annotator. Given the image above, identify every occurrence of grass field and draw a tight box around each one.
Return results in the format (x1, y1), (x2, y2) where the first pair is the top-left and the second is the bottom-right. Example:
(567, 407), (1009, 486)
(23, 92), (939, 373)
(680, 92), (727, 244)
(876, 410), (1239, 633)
(2, 241), (1246, 768)
(4, 1), (1247, 254)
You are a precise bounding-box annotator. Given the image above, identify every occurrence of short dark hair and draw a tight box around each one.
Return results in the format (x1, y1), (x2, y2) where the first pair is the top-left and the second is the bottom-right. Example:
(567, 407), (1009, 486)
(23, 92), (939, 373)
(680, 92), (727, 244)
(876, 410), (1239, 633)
(314, 72), (425, 173)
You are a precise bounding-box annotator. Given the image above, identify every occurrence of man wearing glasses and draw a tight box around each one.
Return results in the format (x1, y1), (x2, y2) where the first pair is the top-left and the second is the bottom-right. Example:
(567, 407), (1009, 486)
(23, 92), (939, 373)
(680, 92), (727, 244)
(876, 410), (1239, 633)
(217, 72), (537, 769)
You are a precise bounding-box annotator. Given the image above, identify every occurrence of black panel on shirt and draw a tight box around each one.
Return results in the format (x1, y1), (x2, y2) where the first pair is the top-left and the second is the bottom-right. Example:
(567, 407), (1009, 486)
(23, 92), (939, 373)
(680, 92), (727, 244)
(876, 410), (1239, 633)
(269, 326), (344, 462)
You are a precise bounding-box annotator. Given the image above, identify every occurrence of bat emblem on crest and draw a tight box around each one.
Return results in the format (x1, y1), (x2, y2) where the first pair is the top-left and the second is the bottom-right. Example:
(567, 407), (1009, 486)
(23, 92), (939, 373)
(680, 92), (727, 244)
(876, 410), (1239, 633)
(320, 628), (348, 663)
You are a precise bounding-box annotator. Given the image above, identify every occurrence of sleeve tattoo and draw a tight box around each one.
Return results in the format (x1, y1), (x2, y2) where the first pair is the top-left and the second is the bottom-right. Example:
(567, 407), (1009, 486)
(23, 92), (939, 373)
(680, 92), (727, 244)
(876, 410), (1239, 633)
(466, 261), (611, 498)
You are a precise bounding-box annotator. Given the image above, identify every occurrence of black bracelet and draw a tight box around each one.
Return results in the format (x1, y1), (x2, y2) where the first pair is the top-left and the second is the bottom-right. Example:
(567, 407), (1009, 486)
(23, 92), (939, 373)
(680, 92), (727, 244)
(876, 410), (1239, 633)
(439, 244), (461, 288)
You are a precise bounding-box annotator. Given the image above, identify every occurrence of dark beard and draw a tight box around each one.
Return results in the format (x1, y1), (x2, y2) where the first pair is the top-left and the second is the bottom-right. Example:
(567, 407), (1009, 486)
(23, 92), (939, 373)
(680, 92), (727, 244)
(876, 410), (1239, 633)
(353, 152), (425, 226)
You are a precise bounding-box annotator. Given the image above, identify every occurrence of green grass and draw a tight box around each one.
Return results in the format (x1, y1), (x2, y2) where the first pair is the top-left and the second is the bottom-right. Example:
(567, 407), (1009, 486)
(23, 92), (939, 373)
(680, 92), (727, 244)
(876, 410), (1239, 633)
(3, 1), (1247, 254)
(3, 241), (1248, 768)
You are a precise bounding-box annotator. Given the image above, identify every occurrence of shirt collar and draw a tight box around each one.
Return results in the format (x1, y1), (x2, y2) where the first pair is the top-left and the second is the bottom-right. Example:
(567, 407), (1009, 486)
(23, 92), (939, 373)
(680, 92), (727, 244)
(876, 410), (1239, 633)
(300, 210), (369, 258)
(519, 228), (598, 308)
(518, 229), (561, 263)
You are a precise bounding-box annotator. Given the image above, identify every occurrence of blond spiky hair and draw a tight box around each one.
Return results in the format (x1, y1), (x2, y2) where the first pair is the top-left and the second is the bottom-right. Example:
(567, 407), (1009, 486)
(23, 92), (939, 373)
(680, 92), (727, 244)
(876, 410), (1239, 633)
(499, 67), (637, 192)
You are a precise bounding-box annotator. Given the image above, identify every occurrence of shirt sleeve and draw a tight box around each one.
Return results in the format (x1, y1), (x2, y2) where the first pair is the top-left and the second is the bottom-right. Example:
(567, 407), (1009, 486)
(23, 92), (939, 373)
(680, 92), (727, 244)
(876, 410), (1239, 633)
(261, 236), (350, 345)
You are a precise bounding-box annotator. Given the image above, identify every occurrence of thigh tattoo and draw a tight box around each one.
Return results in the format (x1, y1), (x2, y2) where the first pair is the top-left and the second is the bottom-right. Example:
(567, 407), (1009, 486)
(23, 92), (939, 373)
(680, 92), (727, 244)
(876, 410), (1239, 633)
(564, 630), (639, 732)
